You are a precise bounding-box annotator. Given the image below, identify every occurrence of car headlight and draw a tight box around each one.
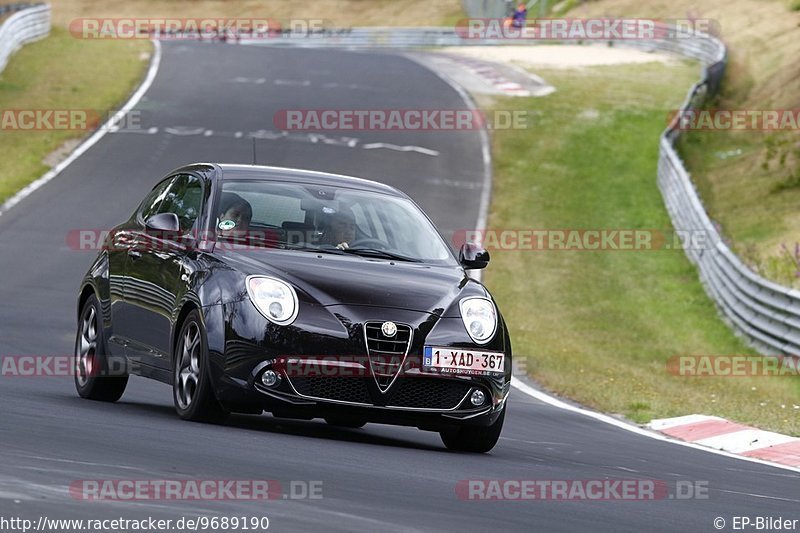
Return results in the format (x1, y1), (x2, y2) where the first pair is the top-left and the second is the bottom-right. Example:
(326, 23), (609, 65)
(459, 297), (497, 344)
(246, 276), (298, 325)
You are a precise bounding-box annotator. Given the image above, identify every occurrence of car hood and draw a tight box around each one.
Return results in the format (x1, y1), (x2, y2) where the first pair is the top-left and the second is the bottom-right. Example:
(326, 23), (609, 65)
(215, 248), (484, 315)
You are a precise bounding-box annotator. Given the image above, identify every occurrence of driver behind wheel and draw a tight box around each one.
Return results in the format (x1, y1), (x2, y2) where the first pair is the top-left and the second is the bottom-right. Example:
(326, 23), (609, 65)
(321, 207), (357, 250)
(217, 193), (253, 240)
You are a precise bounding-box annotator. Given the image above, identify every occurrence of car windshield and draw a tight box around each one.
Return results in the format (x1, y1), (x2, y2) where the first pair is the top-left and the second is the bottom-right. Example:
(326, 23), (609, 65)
(214, 180), (456, 265)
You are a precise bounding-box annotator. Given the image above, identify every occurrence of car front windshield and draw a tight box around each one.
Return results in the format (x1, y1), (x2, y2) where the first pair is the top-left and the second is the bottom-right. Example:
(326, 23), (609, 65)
(214, 180), (456, 265)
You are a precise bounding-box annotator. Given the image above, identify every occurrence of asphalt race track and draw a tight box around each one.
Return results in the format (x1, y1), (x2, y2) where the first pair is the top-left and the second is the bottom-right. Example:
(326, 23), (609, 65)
(0, 42), (797, 532)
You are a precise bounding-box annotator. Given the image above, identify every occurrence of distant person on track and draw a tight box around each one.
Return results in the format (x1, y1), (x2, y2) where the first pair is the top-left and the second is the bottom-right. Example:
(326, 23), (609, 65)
(511, 3), (528, 29)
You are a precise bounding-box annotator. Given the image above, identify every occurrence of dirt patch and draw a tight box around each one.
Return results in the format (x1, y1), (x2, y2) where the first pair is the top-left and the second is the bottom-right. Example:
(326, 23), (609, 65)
(441, 44), (677, 69)
(42, 138), (83, 168)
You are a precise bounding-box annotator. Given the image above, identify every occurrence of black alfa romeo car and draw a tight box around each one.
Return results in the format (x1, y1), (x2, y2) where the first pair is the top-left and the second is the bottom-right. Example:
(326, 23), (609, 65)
(74, 163), (512, 452)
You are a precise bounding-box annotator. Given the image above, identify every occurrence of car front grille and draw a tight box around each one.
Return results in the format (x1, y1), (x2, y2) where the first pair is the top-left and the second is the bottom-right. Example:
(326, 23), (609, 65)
(281, 323), (481, 410)
(364, 322), (412, 390)
(289, 376), (371, 404)
(387, 378), (473, 409)
(287, 374), (481, 411)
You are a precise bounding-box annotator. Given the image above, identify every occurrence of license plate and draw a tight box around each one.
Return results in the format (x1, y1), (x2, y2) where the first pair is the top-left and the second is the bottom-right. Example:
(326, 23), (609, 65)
(423, 346), (505, 376)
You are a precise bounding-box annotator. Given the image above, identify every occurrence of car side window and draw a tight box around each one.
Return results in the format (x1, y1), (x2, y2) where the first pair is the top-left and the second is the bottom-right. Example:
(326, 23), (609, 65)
(157, 174), (204, 233)
(139, 178), (175, 222)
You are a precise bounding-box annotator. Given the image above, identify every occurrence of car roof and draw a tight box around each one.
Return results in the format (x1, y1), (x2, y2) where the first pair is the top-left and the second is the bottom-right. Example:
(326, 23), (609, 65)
(202, 163), (408, 198)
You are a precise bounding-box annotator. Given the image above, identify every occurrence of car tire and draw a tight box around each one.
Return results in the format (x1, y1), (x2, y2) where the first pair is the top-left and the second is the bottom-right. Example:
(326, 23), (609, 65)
(172, 310), (229, 423)
(324, 416), (367, 429)
(74, 294), (129, 402)
(440, 405), (505, 453)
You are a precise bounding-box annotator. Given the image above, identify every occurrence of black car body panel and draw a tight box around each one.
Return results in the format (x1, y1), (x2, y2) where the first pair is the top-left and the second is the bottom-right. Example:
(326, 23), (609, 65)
(78, 164), (511, 432)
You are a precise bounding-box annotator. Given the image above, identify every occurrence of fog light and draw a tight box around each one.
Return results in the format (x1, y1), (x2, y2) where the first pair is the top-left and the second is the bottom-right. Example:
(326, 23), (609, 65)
(470, 389), (486, 406)
(261, 370), (280, 387)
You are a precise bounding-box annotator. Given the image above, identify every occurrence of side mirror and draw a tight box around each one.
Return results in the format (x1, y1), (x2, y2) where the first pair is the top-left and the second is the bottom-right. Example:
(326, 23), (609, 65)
(144, 212), (180, 233)
(459, 242), (490, 270)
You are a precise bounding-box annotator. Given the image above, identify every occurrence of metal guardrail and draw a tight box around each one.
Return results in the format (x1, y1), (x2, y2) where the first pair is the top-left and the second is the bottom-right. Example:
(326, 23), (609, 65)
(0, 2), (40, 16)
(244, 21), (800, 358)
(461, 0), (511, 19)
(581, 26), (800, 358)
(658, 42), (800, 358)
(0, 3), (50, 73)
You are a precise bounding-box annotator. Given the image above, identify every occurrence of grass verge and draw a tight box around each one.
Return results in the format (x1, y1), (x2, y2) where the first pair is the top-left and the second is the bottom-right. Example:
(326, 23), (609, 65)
(0, 0), (466, 204)
(569, 0), (800, 287)
(0, 27), (150, 203)
(484, 62), (800, 435)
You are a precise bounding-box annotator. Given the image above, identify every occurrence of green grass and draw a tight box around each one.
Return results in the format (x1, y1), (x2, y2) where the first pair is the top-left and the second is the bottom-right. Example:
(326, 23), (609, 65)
(0, 27), (149, 203)
(485, 62), (800, 435)
(678, 127), (800, 288)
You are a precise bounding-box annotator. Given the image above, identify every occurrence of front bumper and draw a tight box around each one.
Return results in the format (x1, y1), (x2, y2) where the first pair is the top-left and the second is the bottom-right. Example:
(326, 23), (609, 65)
(202, 301), (512, 430)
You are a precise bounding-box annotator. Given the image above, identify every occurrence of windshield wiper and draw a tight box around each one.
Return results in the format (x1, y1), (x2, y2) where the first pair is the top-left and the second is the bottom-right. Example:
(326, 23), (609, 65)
(342, 248), (421, 262)
(288, 245), (347, 255)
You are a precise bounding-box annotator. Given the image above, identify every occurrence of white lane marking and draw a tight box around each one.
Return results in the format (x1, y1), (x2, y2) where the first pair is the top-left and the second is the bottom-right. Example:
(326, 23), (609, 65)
(426, 177), (482, 190)
(500, 437), (574, 446)
(511, 377), (800, 474)
(164, 126), (205, 135)
(8, 454), (150, 471)
(114, 125), (436, 157)
(232, 76), (266, 84)
(110, 127), (159, 135)
(0, 40), (163, 218)
(251, 129), (288, 140)
(361, 143), (439, 156)
(274, 79), (311, 86)
(648, 414), (720, 430)
(321, 82), (383, 91)
(0, 478), (62, 500)
(694, 430), (799, 454)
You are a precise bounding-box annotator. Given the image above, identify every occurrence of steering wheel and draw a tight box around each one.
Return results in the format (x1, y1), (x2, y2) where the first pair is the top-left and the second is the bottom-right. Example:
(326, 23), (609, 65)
(348, 238), (389, 250)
